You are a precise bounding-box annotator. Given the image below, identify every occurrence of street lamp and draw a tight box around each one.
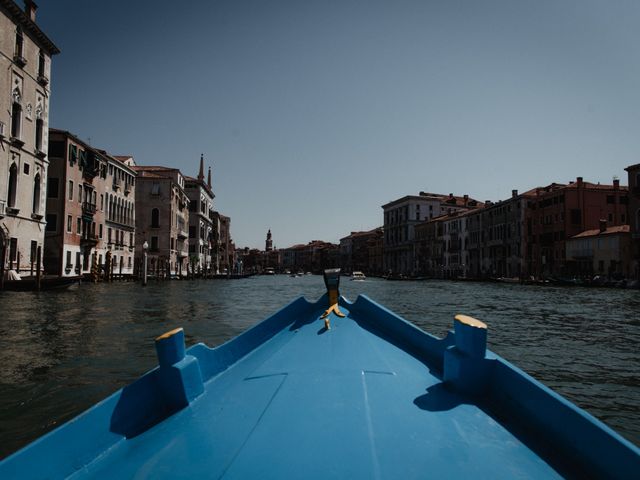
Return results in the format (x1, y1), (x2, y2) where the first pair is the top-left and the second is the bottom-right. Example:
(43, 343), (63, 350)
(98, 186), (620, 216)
(142, 240), (149, 286)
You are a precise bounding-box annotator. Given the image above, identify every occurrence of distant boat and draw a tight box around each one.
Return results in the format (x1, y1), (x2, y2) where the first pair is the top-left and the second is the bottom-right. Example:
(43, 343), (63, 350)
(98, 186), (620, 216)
(1, 269), (638, 478)
(350, 271), (366, 281)
(263, 267), (275, 275)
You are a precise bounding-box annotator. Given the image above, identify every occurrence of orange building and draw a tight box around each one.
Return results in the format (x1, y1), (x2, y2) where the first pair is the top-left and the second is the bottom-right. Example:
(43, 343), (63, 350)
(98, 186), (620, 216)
(525, 177), (628, 278)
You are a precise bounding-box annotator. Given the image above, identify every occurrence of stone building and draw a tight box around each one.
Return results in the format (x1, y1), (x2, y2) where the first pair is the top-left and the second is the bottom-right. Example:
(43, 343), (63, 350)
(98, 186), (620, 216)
(464, 189), (534, 279)
(185, 155), (214, 271)
(566, 223), (631, 279)
(525, 177), (628, 278)
(340, 228), (383, 274)
(133, 166), (189, 277)
(382, 192), (480, 275)
(625, 163), (640, 279)
(1, 0), (59, 274)
(213, 212), (232, 274)
(44, 130), (136, 277)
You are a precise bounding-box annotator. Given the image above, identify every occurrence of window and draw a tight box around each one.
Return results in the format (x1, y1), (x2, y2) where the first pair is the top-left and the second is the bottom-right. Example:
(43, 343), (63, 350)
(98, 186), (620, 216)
(32, 174), (41, 214)
(8, 163), (18, 208)
(47, 177), (59, 198)
(23, 163), (30, 174)
(151, 208), (160, 228)
(99, 224), (103, 239)
(30, 241), (37, 263)
(78, 184), (82, 202)
(11, 101), (21, 138)
(151, 236), (159, 251)
(38, 50), (45, 77)
(15, 27), (24, 57)
(76, 217), (81, 235)
(100, 194), (104, 210)
(570, 209), (581, 225)
(9, 238), (18, 262)
(129, 232), (133, 245)
(66, 251), (72, 268)
(35, 119), (44, 151)
(108, 228), (112, 243)
(67, 215), (72, 232)
(46, 214), (56, 232)
(68, 181), (73, 200)
(170, 238), (175, 250)
(606, 195), (615, 204)
(151, 182), (160, 195)
(608, 213), (613, 222)
(76, 252), (81, 272)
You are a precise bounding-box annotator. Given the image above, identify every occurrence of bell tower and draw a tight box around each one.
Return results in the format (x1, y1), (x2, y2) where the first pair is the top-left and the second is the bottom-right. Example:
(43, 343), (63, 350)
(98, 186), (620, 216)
(265, 229), (273, 252)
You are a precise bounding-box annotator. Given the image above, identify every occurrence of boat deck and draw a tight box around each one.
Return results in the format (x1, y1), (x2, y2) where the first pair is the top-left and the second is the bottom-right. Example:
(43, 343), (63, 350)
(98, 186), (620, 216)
(76, 303), (561, 479)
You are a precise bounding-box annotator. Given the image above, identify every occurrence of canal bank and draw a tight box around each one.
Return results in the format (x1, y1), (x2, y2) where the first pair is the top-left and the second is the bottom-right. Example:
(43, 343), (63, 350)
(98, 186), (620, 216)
(0, 276), (638, 457)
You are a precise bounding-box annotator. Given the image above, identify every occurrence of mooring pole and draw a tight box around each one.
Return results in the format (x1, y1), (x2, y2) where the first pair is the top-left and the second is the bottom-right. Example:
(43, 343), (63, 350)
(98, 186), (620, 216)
(36, 246), (42, 292)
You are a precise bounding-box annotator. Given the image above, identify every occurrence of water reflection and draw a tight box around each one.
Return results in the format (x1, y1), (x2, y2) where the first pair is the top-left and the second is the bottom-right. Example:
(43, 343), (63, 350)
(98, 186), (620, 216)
(0, 276), (638, 458)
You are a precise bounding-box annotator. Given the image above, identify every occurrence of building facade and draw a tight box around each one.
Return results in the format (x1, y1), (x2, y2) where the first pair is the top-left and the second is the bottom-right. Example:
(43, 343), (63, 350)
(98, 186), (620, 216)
(625, 163), (640, 279)
(133, 166), (189, 277)
(382, 192), (480, 275)
(566, 223), (631, 279)
(1, 0), (59, 274)
(44, 130), (136, 277)
(525, 177), (628, 278)
(185, 155), (214, 272)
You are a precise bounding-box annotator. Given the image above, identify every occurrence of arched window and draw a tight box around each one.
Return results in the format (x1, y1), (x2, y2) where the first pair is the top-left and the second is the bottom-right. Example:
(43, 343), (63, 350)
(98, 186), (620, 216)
(8, 164), (18, 208)
(38, 50), (45, 77)
(32, 173), (41, 214)
(151, 208), (160, 228)
(14, 27), (23, 59)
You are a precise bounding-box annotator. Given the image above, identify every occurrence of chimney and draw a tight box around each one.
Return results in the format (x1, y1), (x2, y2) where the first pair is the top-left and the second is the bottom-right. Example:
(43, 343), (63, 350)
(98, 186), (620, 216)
(512, 189), (518, 198)
(449, 193), (453, 198)
(577, 176), (583, 187)
(599, 219), (607, 233)
(613, 178), (620, 190)
(25, 0), (37, 22)
(463, 194), (468, 203)
(485, 200), (492, 206)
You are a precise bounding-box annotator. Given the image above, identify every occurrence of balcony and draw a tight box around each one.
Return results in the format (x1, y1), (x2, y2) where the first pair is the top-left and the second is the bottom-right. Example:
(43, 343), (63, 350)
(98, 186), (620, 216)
(35, 149), (47, 160)
(80, 235), (99, 247)
(37, 74), (49, 87)
(13, 54), (26, 67)
(10, 136), (25, 148)
(82, 202), (97, 216)
(178, 229), (188, 239)
(113, 179), (121, 191)
(124, 184), (131, 195)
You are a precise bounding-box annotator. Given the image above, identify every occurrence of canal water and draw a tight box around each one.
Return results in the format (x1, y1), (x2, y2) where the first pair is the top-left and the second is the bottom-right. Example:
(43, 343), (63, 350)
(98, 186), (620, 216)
(0, 275), (638, 458)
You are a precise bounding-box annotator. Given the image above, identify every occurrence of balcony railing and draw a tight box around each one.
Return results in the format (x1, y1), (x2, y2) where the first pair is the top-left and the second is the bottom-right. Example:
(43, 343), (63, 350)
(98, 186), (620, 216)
(82, 202), (97, 215)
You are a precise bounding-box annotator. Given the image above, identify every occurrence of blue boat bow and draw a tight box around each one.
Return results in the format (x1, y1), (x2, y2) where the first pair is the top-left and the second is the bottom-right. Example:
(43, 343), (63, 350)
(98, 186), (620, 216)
(1, 270), (638, 479)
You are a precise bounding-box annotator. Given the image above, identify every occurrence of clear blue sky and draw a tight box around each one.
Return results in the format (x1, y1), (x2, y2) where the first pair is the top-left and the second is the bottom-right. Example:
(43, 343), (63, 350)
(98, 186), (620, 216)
(37, 0), (640, 249)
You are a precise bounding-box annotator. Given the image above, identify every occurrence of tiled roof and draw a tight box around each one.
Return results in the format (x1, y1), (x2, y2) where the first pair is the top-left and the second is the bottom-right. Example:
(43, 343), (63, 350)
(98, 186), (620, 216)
(572, 225), (630, 238)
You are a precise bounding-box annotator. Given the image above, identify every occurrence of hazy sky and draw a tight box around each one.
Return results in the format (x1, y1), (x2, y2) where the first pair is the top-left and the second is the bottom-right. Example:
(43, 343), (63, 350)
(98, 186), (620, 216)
(37, 0), (640, 249)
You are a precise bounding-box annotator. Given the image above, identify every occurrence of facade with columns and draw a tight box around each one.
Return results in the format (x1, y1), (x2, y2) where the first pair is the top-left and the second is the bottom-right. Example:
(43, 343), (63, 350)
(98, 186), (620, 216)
(185, 155), (215, 271)
(1, 0), (59, 274)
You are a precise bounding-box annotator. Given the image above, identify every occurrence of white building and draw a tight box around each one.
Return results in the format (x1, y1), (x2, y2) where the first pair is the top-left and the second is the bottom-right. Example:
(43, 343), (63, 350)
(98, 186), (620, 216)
(1, 0), (59, 274)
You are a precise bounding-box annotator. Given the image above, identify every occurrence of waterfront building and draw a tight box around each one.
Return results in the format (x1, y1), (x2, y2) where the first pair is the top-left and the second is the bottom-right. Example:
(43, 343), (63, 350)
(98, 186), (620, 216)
(625, 163), (640, 279)
(367, 228), (384, 276)
(566, 222), (631, 278)
(464, 189), (534, 279)
(0, 0), (59, 274)
(281, 240), (338, 273)
(44, 130), (136, 277)
(133, 166), (189, 277)
(185, 155), (214, 272)
(340, 228), (383, 275)
(414, 216), (445, 277)
(382, 192), (480, 275)
(212, 211), (232, 273)
(525, 177), (628, 278)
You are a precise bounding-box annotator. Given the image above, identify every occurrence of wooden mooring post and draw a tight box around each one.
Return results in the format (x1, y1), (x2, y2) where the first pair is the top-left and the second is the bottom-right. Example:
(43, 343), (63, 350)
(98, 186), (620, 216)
(35, 246), (42, 292)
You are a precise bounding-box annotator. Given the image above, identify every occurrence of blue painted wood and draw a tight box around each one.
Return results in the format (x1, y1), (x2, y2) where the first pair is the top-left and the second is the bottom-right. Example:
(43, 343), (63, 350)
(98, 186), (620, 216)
(1, 293), (638, 479)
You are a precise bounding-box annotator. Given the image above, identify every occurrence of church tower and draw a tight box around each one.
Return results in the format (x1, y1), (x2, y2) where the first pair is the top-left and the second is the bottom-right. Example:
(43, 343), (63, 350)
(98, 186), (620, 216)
(265, 229), (273, 252)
